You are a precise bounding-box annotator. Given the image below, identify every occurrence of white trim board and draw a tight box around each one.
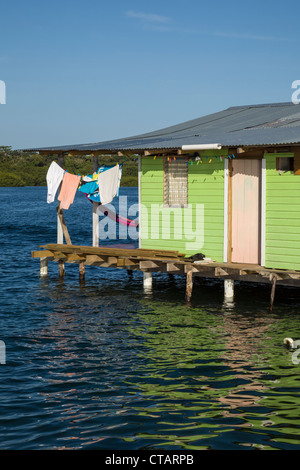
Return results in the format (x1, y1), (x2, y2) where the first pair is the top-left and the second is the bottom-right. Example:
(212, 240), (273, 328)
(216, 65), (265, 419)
(261, 158), (266, 267)
(223, 159), (229, 262)
(138, 156), (142, 249)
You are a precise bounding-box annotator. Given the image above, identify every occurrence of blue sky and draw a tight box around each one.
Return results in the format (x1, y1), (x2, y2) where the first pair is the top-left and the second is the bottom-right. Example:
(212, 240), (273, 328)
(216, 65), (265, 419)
(1, 0), (300, 149)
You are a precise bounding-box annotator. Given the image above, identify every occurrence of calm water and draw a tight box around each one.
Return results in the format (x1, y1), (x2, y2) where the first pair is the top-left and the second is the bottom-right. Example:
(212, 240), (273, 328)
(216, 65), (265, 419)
(1, 186), (300, 450)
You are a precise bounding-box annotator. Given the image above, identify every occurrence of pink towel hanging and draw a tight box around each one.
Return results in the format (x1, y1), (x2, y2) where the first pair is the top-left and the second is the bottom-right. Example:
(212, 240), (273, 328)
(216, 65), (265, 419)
(58, 173), (81, 209)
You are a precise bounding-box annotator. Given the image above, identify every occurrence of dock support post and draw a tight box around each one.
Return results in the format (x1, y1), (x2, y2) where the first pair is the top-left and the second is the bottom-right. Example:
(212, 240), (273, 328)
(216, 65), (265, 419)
(224, 279), (234, 300)
(185, 269), (193, 302)
(57, 210), (64, 244)
(57, 205), (65, 277)
(92, 155), (99, 247)
(57, 154), (65, 245)
(143, 272), (152, 290)
(270, 275), (277, 311)
(40, 257), (48, 277)
(79, 261), (85, 282)
(57, 205), (72, 245)
(93, 202), (99, 247)
(56, 154), (65, 276)
(58, 260), (65, 277)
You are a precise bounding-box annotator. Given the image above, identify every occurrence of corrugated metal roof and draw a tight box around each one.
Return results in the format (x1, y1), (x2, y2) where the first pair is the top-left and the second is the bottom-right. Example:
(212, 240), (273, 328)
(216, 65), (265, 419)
(24, 102), (300, 153)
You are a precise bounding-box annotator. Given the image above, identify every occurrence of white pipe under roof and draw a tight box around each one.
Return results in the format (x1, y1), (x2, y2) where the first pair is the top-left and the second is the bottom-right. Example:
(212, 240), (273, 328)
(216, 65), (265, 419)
(181, 143), (222, 151)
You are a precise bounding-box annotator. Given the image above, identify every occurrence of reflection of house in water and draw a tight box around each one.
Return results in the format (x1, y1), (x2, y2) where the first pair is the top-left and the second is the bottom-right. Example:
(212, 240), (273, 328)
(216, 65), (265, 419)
(120, 301), (281, 446)
(33, 280), (300, 449)
(215, 311), (275, 413)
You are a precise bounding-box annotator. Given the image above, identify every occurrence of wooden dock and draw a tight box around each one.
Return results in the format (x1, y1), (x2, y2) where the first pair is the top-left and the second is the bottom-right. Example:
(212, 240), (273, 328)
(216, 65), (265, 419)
(32, 244), (300, 306)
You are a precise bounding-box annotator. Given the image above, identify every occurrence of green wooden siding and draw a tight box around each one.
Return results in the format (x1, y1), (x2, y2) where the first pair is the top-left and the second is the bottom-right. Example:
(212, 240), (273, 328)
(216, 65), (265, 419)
(265, 153), (300, 270)
(140, 151), (300, 270)
(140, 151), (225, 259)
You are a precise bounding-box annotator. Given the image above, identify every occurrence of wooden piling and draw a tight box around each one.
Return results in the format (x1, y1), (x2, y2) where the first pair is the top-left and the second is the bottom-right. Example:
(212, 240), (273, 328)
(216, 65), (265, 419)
(79, 260), (85, 281)
(56, 155), (65, 244)
(58, 260), (65, 277)
(92, 155), (100, 247)
(270, 275), (277, 311)
(143, 271), (152, 289)
(56, 205), (72, 245)
(92, 202), (99, 247)
(56, 155), (66, 277)
(185, 269), (193, 302)
(224, 279), (234, 300)
(33, 244), (300, 302)
(40, 257), (48, 276)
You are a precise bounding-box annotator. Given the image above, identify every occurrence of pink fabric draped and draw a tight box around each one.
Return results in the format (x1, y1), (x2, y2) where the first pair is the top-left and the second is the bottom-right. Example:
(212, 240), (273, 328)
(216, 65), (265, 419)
(58, 173), (81, 209)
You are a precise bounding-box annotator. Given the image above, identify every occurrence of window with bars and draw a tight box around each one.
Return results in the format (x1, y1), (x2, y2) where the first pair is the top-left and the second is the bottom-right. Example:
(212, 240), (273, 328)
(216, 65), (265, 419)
(164, 158), (188, 207)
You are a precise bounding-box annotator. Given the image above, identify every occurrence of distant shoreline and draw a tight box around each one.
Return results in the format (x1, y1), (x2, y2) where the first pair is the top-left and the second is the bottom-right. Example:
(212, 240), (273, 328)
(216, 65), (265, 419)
(0, 181), (138, 188)
(0, 147), (138, 187)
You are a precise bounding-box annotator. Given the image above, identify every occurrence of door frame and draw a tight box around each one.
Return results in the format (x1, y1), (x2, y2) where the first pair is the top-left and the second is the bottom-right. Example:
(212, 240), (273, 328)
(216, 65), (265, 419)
(223, 157), (266, 265)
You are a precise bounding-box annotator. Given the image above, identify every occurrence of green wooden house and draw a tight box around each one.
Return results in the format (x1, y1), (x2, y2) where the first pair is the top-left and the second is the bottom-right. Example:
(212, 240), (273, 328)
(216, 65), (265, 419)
(139, 148), (300, 272)
(28, 101), (300, 276)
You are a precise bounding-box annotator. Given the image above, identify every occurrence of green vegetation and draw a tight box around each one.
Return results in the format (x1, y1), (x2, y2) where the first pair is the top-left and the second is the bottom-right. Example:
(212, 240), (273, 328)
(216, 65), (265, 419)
(0, 146), (138, 187)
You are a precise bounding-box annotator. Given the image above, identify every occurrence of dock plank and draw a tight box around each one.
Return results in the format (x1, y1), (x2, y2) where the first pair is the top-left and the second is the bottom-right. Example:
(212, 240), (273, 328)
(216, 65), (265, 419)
(39, 243), (186, 260)
(31, 243), (300, 287)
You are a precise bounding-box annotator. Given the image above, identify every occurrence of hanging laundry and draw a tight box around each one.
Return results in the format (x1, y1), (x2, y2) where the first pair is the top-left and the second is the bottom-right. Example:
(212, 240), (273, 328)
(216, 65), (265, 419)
(78, 164), (123, 203)
(98, 164), (120, 205)
(58, 172), (81, 210)
(82, 175), (93, 182)
(46, 161), (65, 204)
(78, 179), (99, 197)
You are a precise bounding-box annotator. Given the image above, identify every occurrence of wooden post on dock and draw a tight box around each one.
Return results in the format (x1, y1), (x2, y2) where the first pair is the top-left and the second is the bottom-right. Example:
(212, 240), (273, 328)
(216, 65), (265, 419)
(57, 154), (65, 277)
(56, 205), (72, 245)
(143, 271), (152, 290)
(270, 275), (277, 311)
(40, 257), (48, 277)
(92, 155), (100, 247)
(224, 279), (234, 301)
(93, 202), (99, 247)
(79, 260), (85, 282)
(57, 167), (64, 246)
(58, 260), (65, 277)
(185, 269), (193, 302)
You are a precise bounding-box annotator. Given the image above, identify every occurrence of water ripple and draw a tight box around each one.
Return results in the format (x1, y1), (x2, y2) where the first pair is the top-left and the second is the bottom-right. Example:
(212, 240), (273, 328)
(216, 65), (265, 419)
(1, 187), (300, 449)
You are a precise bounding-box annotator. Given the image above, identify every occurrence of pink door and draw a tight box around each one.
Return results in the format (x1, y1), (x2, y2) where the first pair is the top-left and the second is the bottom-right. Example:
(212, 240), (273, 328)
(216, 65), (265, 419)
(231, 159), (261, 264)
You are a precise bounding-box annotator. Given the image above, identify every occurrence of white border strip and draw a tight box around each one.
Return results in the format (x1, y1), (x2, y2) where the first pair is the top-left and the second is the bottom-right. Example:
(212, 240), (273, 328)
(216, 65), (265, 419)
(261, 158), (266, 267)
(223, 159), (229, 262)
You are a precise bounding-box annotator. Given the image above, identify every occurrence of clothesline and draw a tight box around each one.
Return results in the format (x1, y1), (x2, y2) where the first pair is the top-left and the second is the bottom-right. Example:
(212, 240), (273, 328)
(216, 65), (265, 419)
(45, 160), (138, 227)
(46, 161), (122, 210)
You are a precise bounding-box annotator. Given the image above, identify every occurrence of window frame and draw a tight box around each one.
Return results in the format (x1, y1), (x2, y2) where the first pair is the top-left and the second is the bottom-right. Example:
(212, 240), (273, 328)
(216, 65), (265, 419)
(276, 156), (294, 173)
(163, 157), (188, 208)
